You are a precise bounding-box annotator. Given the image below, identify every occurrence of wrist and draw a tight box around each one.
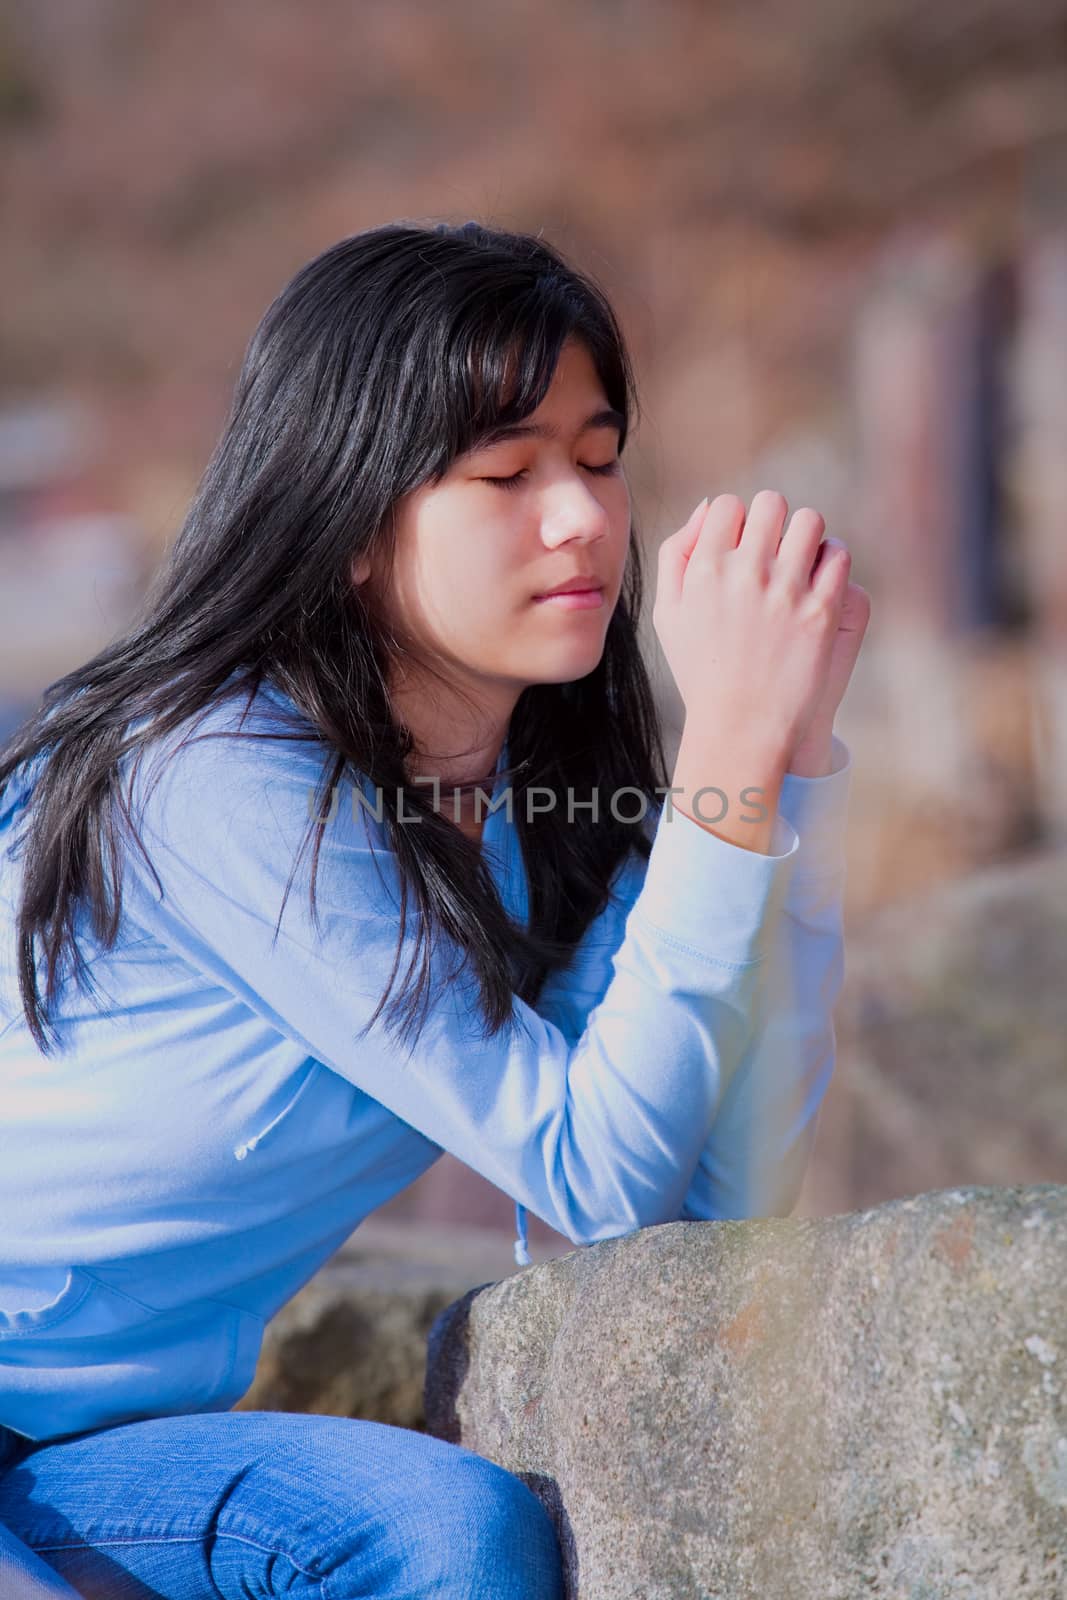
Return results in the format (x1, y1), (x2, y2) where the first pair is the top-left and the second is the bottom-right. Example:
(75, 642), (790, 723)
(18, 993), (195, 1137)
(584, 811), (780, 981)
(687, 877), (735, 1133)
(787, 728), (834, 777)
(673, 725), (790, 855)
(679, 719), (792, 775)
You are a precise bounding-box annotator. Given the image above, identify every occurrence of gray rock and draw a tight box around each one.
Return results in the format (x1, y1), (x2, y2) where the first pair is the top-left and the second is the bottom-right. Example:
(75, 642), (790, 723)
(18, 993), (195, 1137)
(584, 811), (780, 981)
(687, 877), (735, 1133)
(425, 1186), (1067, 1599)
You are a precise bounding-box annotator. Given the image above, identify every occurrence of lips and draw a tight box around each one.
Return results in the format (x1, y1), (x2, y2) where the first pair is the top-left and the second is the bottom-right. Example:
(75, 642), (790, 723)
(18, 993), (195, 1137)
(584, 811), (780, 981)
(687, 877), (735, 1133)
(534, 577), (604, 598)
(532, 586), (606, 611)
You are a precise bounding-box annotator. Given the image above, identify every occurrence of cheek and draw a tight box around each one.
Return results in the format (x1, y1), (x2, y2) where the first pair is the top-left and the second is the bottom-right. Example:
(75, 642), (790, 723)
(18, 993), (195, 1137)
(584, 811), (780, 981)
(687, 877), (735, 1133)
(439, 534), (514, 593)
(412, 543), (518, 638)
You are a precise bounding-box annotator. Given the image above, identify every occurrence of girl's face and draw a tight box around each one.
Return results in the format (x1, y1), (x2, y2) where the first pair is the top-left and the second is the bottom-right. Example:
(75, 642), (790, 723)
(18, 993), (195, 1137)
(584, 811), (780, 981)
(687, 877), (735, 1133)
(355, 338), (632, 712)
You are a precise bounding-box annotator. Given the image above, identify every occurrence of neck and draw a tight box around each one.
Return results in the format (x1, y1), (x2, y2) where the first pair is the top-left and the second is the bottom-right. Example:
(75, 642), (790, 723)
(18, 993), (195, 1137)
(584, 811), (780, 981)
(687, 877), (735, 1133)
(390, 678), (515, 796)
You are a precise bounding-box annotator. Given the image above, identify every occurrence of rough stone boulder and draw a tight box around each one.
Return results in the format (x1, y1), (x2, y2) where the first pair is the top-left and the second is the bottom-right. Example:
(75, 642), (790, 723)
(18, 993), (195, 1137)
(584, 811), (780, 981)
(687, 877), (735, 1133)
(425, 1185), (1067, 1599)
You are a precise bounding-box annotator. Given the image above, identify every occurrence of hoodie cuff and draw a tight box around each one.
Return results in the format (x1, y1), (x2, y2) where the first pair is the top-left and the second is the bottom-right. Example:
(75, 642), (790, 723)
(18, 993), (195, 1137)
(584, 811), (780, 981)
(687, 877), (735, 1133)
(778, 734), (852, 879)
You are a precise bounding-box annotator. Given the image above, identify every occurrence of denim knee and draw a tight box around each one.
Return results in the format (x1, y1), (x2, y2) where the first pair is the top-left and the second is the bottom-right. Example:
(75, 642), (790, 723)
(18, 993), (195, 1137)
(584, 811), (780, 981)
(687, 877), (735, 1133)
(200, 1417), (566, 1599)
(335, 1450), (565, 1600)
(442, 1456), (564, 1600)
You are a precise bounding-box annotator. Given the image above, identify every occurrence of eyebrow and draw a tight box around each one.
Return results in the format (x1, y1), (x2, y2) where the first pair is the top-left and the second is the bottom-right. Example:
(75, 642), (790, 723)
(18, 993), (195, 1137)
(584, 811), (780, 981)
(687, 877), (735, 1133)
(472, 406), (625, 450)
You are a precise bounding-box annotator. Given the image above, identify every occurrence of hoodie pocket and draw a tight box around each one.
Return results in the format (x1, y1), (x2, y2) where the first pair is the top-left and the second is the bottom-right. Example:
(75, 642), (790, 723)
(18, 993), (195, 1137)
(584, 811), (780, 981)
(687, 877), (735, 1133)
(0, 1268), (266, 1438)
(0, 1266), (144, 1339)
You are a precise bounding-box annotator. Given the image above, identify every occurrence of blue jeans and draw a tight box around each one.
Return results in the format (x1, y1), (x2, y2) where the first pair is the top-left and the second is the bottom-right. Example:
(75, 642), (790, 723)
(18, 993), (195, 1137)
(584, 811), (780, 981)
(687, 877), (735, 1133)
(0, 1412), (565, 1598)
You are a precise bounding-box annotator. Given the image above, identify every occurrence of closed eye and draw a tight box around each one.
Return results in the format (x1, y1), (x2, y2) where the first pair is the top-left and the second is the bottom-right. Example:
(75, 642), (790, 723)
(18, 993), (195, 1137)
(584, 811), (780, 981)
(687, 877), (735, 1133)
(481, 462), (621, 492)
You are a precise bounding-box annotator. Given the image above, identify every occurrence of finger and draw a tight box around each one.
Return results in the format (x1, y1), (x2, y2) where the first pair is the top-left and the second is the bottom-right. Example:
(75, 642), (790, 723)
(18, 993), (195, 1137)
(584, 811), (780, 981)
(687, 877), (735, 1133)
(694, 493), (747, 559)
(775, 507), (826, 588)
(657, 496), (710, 609)
(737, 489), (788, 566)
(810, 537), (852, 602)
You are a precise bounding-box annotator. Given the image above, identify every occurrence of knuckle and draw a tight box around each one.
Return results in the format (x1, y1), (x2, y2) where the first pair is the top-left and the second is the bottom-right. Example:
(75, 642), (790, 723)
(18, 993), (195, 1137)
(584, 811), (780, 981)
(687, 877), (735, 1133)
(803, 591), (836, 625)
(766, 578), (796, 613)
(737, 547), (771, 583)
(693, 539), (725, 573)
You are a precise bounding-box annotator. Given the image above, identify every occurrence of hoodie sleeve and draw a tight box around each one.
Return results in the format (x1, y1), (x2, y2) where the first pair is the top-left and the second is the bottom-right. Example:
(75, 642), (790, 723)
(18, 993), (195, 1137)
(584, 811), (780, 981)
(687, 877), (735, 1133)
(529, 735), (852, 1231)
(677, 733), (852, 1221)
(122, 717), (802, 1248)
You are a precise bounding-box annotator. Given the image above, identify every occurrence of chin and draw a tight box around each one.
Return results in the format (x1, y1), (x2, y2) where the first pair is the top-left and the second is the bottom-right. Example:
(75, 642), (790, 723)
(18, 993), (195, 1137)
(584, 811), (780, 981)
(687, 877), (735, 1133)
(522, 646), (606, 684)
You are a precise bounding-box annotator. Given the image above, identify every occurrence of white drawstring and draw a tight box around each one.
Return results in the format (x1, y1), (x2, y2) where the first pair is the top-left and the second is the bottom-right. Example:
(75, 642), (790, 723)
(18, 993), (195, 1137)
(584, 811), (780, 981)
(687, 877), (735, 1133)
(513, 1202), (531, 1266)
(233, 1063), (320, 1160)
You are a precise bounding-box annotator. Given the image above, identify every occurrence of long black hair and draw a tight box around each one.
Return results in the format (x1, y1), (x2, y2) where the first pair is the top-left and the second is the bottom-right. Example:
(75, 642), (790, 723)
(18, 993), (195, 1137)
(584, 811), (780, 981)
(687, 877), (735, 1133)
(0, 218), (669, 1058)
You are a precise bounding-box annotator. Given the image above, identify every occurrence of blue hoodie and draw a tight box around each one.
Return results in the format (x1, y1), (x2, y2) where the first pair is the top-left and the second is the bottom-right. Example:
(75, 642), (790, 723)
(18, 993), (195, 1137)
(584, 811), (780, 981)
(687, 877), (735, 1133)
(0, 677), (850, 1443)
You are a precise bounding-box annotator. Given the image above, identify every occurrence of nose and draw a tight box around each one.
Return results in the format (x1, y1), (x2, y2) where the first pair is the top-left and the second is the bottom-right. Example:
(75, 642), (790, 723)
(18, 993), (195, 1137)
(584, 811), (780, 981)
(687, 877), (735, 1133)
(538, 481), (613, 550)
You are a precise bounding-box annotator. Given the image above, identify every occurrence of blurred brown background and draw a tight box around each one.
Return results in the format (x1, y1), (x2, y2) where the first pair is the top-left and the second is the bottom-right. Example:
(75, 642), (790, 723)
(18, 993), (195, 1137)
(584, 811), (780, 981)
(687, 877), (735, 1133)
(2, 0), (1065, 1254)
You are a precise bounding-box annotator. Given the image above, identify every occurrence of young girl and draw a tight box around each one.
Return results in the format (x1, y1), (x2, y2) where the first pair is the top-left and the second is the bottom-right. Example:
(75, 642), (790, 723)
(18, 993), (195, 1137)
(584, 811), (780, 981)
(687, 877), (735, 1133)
(0, 219), (867, 1598)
